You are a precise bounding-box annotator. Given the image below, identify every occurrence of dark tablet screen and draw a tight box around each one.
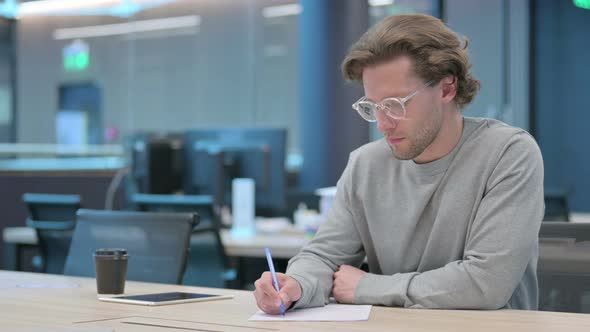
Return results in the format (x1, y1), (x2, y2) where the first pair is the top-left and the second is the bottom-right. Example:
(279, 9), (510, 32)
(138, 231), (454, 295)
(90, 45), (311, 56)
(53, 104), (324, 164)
(117, 292), (219, 302)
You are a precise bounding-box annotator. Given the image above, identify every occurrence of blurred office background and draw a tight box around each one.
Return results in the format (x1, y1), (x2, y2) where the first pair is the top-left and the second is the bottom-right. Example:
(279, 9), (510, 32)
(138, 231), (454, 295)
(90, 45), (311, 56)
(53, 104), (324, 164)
(1, 0), (589, 314)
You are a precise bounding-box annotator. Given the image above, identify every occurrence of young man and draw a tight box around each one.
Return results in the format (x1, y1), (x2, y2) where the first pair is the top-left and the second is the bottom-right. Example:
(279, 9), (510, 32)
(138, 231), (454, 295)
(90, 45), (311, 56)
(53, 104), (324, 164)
(254, 14), (544, 313)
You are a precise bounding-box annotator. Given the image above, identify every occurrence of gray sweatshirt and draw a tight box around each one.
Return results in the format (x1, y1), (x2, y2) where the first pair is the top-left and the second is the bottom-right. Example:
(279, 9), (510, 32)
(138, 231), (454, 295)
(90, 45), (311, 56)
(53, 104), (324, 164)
(287, 117), (544, 310)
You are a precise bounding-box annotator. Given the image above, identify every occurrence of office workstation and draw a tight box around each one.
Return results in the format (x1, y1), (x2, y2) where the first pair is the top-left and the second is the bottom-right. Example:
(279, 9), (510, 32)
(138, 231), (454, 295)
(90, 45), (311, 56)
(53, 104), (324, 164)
(2, 0), (590, 329)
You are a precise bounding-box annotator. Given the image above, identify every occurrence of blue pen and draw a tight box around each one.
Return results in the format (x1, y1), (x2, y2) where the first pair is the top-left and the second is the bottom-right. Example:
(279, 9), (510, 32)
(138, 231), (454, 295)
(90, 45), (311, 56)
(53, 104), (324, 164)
(265, 247), (285, 316)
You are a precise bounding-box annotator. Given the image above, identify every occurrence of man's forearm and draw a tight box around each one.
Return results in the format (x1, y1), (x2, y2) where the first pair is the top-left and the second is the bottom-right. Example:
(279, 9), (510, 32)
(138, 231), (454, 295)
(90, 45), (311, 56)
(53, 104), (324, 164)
(354, 253), (533, 309)
(287, 253), (336, 309)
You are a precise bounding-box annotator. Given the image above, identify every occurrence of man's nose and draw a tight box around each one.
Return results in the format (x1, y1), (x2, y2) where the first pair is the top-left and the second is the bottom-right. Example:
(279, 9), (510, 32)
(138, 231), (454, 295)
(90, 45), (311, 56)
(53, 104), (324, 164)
(376, 112), (397, 132)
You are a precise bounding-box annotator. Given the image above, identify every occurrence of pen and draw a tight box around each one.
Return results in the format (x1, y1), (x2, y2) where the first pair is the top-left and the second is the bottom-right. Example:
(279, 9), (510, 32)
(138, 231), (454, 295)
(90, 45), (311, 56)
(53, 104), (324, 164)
(265, 247), (285, 316)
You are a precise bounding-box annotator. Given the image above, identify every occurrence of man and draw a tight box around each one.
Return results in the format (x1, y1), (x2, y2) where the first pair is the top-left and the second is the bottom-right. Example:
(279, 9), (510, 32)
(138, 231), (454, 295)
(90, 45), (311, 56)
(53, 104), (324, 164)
(254, 14), (544, 313)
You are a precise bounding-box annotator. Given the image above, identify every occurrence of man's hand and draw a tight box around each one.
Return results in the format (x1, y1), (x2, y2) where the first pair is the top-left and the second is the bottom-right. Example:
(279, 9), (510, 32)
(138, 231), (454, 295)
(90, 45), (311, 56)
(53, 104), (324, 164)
(332, 265), (366, 304)
(254, 272), (302, 315)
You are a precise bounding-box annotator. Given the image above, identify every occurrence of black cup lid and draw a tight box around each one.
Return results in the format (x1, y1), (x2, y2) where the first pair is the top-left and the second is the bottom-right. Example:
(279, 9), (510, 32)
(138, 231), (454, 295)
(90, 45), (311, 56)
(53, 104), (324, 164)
(94, 248), (127, 256)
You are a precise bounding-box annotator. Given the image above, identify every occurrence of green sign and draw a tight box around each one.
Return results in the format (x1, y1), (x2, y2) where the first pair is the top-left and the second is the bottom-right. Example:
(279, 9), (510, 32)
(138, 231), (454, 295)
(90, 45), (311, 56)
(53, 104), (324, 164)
(64, 52), (89, 71)
(63, 40), (89, 72)
(574, 0), (590, 10)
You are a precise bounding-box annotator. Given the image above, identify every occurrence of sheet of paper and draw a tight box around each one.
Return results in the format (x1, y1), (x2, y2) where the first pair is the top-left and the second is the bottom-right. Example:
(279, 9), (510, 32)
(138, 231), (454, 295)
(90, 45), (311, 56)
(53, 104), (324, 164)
(249, 304), (372, 321)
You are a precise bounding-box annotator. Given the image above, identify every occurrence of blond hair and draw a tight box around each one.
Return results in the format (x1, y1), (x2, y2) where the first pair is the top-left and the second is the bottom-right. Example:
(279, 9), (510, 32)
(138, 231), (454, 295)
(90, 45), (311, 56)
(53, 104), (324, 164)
(342, 14), (480, 108)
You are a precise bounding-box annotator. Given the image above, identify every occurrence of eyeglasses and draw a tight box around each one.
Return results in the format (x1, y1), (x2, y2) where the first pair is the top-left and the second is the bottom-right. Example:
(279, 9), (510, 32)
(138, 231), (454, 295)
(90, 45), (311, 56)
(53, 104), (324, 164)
(352, 81), (434, 122)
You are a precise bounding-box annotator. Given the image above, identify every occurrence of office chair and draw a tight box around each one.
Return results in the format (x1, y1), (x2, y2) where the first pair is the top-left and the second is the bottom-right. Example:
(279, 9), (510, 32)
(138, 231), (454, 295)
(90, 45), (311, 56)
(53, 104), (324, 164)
(538, 222), (590, 313)
(539, 222), (590, 240)
(130, 193), (236, 288)
(543, 190), (570, 221)
(64, 209), (197, 284)
(23, 193), (81, 274)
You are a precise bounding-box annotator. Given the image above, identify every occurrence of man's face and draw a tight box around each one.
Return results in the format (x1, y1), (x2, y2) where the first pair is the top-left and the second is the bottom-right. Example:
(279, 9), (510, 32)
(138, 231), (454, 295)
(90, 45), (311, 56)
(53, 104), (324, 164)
(362, 57), (443, 161)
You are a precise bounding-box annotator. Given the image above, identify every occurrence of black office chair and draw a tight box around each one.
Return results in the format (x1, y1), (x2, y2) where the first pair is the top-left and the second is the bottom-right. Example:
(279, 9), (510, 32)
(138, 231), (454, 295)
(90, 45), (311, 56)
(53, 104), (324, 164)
(539, 222), (590, 240)
(23, 193), (81, 274)
(543, 190), (570, 221)
(130, 193), (236, 288)
(64, 209), (197, 284)
(538, 222), (590, 313)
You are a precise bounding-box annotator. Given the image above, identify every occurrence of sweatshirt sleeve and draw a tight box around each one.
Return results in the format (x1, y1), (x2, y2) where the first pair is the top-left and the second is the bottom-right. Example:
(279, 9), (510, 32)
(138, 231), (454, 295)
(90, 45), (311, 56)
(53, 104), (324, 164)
(354, 133), (544, 309)
(286, 154), (366, 309)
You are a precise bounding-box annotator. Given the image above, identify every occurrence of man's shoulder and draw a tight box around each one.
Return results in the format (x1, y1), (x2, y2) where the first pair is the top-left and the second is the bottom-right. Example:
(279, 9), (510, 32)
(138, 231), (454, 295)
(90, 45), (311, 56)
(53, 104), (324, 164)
(462, 117), (541, 163)
(464, 117), (537, 149)
(466, 117), (523, 135)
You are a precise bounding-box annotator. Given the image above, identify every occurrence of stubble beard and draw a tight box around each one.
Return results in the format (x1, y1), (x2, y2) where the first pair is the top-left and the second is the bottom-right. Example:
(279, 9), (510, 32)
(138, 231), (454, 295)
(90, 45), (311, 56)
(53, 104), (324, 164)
(389, 112), (442, 161)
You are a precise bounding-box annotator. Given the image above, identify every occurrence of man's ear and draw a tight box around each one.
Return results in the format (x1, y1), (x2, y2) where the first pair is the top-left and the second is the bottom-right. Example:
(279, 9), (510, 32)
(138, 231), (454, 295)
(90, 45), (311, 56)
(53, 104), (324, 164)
(440, 76), (457, 104)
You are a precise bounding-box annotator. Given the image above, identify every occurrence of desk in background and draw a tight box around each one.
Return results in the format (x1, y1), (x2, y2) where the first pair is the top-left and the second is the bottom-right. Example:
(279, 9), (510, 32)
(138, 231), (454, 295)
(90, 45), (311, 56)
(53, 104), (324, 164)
(3, 226), (306, 263)
(220, 229), (307, 259)
(2, 270), (590, 331)
(220, 228), (308, 287)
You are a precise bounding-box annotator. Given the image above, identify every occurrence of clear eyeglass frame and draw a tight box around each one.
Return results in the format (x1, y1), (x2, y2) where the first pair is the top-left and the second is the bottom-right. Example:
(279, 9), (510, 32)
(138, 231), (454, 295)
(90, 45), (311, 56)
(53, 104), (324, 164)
(352, 81), (434, 122)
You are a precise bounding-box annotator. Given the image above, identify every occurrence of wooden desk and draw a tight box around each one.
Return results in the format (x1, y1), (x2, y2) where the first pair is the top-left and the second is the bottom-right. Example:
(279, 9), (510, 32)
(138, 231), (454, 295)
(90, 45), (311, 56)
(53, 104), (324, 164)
(220, 229), (308, 259)
(2, 271), (590, 331)
(2, 226), (37, 245)
(2, 227), (39, 271)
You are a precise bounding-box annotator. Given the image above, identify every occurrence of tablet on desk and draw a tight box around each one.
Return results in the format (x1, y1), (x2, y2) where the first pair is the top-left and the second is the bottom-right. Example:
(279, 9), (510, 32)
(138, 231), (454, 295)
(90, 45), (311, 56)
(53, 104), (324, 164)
(98, 292), (234, 306)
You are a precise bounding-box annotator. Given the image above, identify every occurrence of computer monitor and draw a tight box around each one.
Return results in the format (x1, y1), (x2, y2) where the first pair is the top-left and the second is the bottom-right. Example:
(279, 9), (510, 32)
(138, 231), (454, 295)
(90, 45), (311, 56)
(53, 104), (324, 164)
(185, 147), (225, 207)
(128, 133), (183, 194)
(183, 128), (287, 215)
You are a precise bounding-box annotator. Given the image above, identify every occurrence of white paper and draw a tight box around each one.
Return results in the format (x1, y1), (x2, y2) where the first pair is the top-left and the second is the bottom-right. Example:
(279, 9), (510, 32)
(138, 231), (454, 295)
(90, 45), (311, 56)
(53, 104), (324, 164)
(249, 304), (372, 321)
